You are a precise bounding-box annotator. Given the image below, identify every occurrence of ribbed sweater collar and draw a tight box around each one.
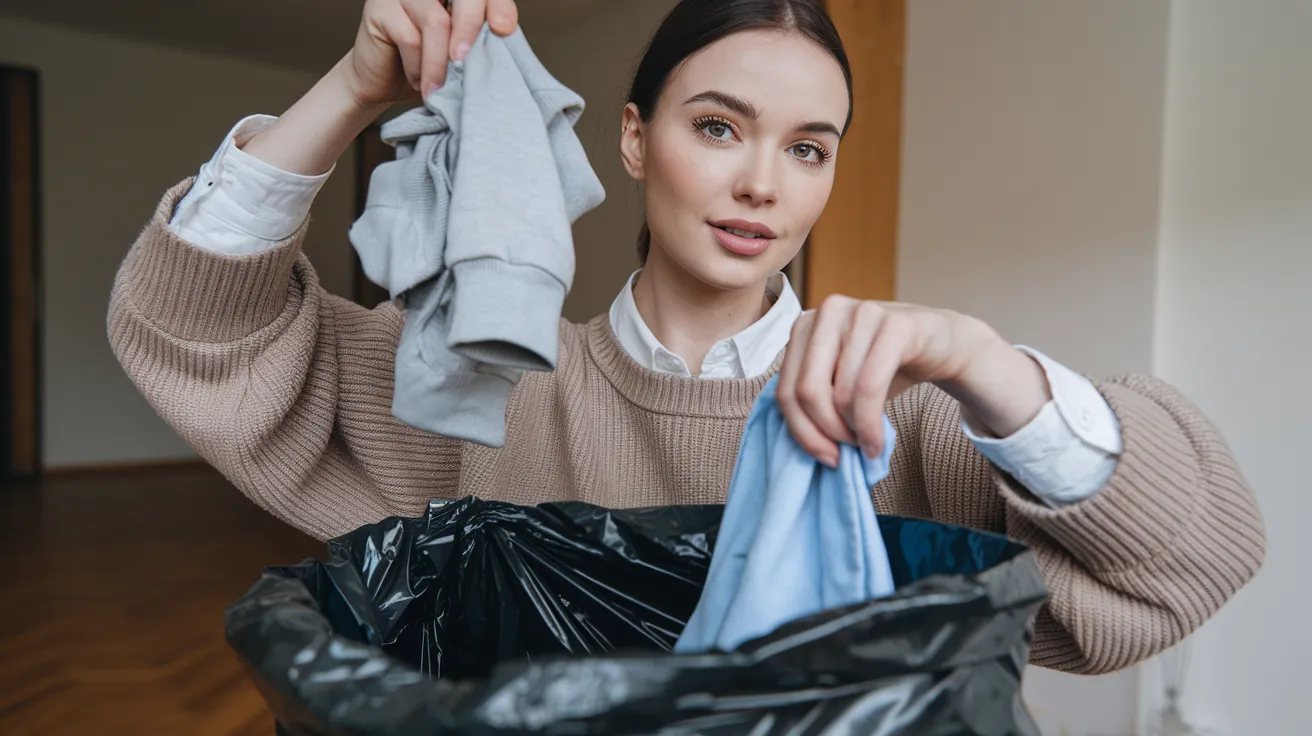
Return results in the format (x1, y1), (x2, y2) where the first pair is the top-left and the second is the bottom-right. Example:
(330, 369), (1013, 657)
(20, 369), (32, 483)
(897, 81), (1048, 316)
(584, 315), (783, 419)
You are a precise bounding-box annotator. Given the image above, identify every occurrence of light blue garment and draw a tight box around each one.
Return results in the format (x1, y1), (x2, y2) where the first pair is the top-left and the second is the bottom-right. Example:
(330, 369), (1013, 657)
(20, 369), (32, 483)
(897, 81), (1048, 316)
(350, 24), (605, 447)
(674, 376), (897, 654)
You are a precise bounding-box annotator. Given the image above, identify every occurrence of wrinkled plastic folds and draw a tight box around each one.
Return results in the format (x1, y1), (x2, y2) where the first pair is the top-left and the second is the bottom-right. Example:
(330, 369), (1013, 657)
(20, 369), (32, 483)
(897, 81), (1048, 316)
(225, 496), (1048, 735)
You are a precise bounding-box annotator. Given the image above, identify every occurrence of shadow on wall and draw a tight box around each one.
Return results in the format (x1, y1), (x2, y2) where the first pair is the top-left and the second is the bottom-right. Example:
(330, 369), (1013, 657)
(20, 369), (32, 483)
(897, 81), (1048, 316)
(529, 1), (680, 323)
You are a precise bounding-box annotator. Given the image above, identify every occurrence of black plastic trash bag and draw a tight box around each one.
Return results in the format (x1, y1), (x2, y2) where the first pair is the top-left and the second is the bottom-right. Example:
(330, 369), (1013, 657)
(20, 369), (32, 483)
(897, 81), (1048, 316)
(225, 496), (1048, 735)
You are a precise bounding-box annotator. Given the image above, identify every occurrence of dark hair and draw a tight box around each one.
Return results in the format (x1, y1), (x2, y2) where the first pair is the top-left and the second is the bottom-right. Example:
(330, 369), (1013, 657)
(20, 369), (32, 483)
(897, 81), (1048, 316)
(627, 0), (854, 263)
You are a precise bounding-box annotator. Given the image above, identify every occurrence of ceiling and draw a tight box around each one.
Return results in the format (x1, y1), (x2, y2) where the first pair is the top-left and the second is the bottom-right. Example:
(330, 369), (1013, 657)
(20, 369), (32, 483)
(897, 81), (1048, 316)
(0, 0), (610, 73)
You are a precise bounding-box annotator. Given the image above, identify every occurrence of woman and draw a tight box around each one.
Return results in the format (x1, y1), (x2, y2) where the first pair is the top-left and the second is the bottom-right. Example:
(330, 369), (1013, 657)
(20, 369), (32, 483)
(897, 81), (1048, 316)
(109, 0), (1263, 676)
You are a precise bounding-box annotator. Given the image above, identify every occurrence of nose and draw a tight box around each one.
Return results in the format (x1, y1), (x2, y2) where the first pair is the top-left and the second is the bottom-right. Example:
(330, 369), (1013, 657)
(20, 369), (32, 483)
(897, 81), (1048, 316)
(732, 148), (779, 207)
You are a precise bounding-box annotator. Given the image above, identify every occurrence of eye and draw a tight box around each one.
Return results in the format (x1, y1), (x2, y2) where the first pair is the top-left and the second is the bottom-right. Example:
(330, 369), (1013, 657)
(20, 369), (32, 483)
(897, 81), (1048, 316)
(789, 141), (832, 167)
(705, 122), (732, 139)
(693, 116), (737, 142)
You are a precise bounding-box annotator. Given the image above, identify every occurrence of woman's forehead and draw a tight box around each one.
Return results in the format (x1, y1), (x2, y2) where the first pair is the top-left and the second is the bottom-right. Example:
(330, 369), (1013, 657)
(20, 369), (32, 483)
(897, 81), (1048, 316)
(662, 30), (849, 129)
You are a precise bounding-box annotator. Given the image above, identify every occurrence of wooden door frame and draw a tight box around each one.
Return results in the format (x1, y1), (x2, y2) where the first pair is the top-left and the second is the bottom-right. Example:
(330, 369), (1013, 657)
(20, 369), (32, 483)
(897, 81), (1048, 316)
(2, 65), (42, 481)
(803, 0), (906, 308)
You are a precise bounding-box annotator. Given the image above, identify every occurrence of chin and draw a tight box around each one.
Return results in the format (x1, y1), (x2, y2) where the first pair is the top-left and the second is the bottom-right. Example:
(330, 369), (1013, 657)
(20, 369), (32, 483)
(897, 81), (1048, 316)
(685, 250), (787, 292)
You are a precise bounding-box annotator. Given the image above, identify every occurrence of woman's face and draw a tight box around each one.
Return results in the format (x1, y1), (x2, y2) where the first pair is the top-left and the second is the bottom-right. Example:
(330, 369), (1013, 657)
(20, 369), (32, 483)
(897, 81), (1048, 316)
(621, 30), (850, 291)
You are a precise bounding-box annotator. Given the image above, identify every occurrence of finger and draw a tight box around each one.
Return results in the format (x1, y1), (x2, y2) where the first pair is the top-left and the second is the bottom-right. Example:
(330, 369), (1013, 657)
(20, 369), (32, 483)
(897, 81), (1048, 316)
(388, 0), (427, 91)
(487, 0), (519, 35)
(796, 295), (859, 448)
(852, 312), (917, 458)
(888, 374), (918, 399)
(448, 0), (487, 61)
(421, 4), (452, 94)
(832, 301), (883, 427)
(400, 0), (450, 95)
(778, 315), (840, 467)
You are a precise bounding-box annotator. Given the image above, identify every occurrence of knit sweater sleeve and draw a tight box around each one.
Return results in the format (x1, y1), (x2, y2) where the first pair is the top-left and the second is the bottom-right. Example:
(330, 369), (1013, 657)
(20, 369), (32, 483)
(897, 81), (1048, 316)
(107, 180), (461, 541)
(890, 377), (1266, 675)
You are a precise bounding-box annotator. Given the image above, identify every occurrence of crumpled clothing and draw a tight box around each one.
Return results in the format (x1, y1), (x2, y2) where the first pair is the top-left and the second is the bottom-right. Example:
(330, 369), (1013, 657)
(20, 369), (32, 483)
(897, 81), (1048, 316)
(349, 24), (604, 447)
(675, 375), (897, 653)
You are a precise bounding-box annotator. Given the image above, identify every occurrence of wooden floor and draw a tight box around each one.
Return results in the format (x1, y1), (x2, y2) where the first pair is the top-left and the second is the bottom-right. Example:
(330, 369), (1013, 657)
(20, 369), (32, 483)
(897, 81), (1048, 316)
(0, 466), (323, 735)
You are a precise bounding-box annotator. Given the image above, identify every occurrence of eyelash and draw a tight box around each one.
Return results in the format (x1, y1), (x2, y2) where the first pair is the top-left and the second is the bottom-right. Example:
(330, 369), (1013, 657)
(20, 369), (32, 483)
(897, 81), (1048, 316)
(691, 116), (833, 168)
(692, 115), (736, 142)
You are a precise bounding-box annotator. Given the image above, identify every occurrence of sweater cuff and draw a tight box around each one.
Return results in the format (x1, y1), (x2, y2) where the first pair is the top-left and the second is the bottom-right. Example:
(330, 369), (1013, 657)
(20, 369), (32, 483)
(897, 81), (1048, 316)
(119, 178), (308, 343)
(446, 258), (566, 371)
(995, 381), (1198, 572)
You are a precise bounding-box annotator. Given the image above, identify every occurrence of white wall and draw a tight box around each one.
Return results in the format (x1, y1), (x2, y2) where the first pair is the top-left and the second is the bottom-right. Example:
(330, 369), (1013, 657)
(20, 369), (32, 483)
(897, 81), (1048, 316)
(903, 1), (1305, 733)
(898, 2), (1172, 733)
(899, 0), (1170, 380)
(1148, 0), (1311, 732)
(528, 0), (678, 323)
(0, 17), (357, 467)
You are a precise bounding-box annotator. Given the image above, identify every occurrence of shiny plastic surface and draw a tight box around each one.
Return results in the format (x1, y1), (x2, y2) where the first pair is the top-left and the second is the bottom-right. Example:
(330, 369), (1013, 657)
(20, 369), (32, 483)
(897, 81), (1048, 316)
(226, 497), (1048, 735)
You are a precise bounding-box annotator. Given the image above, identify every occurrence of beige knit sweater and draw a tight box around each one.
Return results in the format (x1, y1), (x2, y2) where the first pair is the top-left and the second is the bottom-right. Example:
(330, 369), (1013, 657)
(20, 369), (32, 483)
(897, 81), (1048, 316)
(110, 181), (1264, 675)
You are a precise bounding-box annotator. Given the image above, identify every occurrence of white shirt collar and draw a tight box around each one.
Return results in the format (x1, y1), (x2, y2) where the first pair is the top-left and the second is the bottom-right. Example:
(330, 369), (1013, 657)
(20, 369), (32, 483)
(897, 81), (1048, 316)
(608, 270), (802, 379)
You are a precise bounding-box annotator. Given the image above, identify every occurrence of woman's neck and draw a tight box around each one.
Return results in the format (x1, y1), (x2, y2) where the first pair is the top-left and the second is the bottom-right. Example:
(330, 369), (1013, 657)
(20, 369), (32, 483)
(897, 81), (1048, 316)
(632, 247), (773, 375)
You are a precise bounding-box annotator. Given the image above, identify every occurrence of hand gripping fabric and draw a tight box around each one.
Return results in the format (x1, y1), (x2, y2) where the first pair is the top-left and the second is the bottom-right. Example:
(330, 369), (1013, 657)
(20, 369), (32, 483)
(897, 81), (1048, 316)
(675, 375), (897, 653)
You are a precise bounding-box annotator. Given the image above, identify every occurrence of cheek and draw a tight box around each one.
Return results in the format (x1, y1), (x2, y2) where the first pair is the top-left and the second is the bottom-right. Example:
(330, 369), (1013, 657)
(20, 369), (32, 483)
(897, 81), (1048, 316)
(646, 134), (727, 209)
(784, 169), (837, 228)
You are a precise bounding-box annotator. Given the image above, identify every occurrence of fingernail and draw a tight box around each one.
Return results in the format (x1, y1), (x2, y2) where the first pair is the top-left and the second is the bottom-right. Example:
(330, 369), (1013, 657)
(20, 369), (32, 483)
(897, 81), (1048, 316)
(422, 82), (438, 99)
(454, 42), (471, 61)
(826, 454), (840, 469)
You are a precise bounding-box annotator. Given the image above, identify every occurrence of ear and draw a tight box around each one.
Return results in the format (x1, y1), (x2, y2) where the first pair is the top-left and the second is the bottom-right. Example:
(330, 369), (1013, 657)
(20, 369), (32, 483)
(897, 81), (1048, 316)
(619, 103), (646, 181)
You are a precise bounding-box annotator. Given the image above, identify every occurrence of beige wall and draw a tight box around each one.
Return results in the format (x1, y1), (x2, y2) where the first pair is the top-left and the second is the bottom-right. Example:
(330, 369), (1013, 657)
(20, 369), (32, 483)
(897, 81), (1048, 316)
(902, 1), (1305, 733)
(1147, 1), (1310, 732)
(898, 1), (1172, 733)
(899, 0), (1169, 380)
(528, 0), (678, 323)
(0, 16), (357, 467)
(4, 1), (670, 468)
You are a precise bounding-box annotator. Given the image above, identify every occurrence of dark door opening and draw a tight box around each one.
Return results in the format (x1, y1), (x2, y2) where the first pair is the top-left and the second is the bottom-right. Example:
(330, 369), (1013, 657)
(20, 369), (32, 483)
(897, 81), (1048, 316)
(1, 66), (42, 481)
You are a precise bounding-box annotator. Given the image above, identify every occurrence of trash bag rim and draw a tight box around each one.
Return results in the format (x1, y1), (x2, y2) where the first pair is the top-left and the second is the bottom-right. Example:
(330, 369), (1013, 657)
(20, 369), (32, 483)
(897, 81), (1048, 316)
(363, 497), (1028, 561)
(223, 545), (1045, 708)
(223, 501), (1048, 734)
(225, 507), (1042, 667)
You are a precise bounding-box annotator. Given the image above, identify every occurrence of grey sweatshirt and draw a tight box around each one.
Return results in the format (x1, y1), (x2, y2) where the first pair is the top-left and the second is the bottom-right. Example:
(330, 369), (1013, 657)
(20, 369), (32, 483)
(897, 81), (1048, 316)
(349, 24), (605, 447)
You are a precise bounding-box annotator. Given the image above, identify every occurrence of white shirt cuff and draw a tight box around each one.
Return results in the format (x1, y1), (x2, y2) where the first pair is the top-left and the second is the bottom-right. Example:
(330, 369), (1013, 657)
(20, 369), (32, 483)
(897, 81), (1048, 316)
(962, 347), (1123, 507)
(169, 114), (333, 256)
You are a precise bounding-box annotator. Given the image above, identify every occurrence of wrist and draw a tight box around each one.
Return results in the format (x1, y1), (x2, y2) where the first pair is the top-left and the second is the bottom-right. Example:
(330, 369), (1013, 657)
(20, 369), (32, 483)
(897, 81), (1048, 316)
(330, 52), (394, 123)
(241, 56), (388, 177)
(941, 320), (1051, 438)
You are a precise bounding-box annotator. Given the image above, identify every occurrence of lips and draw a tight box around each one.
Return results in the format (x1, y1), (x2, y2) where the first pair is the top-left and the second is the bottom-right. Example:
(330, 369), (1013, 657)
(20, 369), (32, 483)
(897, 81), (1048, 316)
(709, 219), (776, 257)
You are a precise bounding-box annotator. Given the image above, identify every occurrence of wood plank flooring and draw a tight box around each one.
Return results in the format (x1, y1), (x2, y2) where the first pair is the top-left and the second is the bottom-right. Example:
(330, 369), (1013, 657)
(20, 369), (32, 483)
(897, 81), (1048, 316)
(0, 466), (323, 735)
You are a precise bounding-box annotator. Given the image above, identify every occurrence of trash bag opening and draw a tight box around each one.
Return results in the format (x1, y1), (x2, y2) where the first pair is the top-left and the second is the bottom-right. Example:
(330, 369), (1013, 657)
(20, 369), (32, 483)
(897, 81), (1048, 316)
(226, 497), (1047, 735)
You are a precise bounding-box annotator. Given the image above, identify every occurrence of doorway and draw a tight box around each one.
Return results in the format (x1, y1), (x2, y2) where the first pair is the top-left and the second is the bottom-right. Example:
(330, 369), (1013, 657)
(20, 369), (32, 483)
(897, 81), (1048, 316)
(806, 0), (905, 307)
(1, 66), (41, 481)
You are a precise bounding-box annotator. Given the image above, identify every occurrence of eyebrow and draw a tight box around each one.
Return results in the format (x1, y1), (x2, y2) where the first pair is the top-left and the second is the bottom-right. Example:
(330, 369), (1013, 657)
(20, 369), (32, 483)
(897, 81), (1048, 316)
(796, 120), (843, 139)
(683, 90), (841, 139)
(684, 90), (760, 120)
